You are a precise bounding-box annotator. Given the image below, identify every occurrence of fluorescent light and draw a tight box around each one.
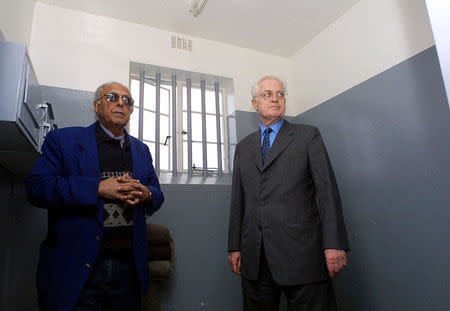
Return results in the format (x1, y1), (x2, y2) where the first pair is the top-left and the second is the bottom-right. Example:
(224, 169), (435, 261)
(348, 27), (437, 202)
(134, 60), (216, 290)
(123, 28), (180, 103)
(189, 0), (208, 17)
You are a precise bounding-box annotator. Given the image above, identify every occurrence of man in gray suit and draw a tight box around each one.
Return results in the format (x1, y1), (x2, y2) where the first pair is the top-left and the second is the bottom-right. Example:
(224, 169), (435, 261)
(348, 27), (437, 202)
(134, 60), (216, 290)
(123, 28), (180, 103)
(228, 75), (349, 310)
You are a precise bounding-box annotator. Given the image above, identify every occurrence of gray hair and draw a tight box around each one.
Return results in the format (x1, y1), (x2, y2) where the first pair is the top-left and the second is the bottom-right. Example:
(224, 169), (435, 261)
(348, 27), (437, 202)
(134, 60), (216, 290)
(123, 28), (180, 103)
(93, 81), (122, 120)
(94, 81), (122, 104)
(251, 75), (287, 99)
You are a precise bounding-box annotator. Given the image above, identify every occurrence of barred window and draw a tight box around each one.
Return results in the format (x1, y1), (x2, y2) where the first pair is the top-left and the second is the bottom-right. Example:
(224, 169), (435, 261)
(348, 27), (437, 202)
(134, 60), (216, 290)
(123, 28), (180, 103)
(128, 62), (235, 177)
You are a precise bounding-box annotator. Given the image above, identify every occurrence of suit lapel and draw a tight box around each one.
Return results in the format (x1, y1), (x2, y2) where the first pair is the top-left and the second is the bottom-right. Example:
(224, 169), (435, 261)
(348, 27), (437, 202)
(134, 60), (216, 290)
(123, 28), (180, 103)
(78, 123), (100, 178)
(251, 131), (264, 172)
(77, 122), (102, 224)
(129, 136), (147, 223)
(130, 136), (144, 181)
(261, 120), (294, 172)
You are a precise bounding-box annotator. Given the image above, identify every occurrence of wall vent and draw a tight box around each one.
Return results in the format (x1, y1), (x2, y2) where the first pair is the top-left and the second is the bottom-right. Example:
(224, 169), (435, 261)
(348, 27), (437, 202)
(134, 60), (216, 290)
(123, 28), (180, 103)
(170, 35), (192, 51)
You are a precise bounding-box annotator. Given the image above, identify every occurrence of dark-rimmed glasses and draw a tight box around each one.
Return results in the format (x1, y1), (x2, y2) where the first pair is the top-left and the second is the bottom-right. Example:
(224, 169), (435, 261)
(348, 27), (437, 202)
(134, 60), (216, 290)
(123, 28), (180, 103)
(97, 92), (135, 106)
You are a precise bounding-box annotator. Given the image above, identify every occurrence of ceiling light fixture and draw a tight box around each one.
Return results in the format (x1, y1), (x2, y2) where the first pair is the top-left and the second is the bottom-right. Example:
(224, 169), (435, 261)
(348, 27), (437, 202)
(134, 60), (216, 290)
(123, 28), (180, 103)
(189, 0), (208, 17)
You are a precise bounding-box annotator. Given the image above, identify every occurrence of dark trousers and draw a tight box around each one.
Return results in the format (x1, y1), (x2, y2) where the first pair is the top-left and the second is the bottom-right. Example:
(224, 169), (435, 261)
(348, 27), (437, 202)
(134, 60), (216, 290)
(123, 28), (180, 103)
(72, 254), (141, 311)
(242, 243), (337, 311)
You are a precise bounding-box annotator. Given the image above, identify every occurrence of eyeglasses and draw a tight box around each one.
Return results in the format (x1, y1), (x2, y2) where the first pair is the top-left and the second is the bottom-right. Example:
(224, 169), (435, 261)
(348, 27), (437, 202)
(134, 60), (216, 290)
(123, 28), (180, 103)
(259, 90), (287, 100)
(97, 92), (135, 106)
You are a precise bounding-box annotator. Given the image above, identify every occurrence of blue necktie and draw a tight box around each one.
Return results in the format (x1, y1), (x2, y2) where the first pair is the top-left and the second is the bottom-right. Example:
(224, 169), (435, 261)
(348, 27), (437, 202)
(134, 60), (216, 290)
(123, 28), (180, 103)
(261, 128), (272, 165)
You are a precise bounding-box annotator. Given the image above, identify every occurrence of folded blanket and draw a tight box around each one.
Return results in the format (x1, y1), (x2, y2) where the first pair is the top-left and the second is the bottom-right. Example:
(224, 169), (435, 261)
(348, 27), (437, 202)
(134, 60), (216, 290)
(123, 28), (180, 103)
(149, 260), (173, 279)
(146, 224), (171, 245)
(149, 243), (172, 261)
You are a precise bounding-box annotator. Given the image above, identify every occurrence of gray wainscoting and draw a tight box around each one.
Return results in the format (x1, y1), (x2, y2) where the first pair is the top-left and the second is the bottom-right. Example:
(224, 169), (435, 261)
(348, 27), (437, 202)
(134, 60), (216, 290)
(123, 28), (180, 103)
(295, 46), (450, 311)
(0, 171), (46, 311)
(41, 86), (96, 128)
(149, 184), (241, 311)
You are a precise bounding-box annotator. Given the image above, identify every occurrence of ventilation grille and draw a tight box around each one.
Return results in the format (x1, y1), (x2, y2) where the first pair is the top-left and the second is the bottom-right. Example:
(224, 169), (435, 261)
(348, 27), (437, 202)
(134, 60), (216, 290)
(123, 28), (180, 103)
(170, 35), (193, 51)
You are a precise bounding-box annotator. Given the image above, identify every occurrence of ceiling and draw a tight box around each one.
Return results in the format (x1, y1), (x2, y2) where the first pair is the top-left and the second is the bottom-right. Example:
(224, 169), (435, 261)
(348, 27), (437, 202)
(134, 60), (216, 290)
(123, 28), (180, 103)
(37, 0), (360, 57)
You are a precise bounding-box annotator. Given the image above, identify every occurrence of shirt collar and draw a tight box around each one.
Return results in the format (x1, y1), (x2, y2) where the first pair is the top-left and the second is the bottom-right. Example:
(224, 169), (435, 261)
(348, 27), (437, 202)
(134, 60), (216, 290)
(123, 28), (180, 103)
(260, 118), (284, 136)
(100, 123), (125, 140)
(96, 123), (130, 149)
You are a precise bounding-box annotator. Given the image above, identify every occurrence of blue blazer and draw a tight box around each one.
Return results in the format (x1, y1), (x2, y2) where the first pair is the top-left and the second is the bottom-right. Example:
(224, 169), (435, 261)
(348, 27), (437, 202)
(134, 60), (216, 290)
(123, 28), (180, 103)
(25, 122), (164, 311)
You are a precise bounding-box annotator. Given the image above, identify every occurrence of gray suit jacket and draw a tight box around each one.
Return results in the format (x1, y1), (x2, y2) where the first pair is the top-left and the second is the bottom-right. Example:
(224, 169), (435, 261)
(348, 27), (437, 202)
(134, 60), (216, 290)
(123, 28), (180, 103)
(228, 120), (349, 285)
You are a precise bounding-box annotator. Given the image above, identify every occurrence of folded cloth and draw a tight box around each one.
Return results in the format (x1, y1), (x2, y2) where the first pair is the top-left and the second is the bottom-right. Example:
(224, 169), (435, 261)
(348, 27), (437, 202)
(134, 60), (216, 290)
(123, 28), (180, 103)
(149, 243), (172, 261)
(147, 224), (171, 245)
(149, 260), (173, 279)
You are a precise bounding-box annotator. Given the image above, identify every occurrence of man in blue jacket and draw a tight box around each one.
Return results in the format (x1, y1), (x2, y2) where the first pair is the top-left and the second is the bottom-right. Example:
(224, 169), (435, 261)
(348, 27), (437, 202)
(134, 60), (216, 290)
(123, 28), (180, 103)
(25, 82), (164, 311)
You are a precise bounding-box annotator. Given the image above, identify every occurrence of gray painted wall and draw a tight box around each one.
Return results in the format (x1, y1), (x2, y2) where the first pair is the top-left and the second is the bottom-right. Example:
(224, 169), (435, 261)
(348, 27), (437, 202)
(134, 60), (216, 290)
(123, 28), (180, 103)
(294, 46), (450, 311)
(0, 170), (46, 311)
(0, 70), (97, 311)
(149, 184), (241, 310)
(0, 170), (12, 310)
(42, 86), (96, 128)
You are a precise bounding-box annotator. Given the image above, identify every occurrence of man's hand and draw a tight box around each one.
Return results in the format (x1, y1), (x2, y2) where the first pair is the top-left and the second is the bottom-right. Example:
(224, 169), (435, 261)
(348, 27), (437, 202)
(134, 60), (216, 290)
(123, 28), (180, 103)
(117, 174), (151, 205)
(324, 249), (347, 278)
(228, 251), (241, 275)
(98, 173), (152, 205)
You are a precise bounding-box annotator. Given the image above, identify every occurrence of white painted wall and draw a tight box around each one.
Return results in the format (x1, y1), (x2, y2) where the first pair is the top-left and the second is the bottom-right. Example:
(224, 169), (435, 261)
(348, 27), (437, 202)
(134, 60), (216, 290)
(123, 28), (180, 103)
(426, 0), (450, 109)
(0, 0), (36, 47)
(27, 0), (438, 116)
(290, 0), (435, 115)
(29, 2), (291, 113)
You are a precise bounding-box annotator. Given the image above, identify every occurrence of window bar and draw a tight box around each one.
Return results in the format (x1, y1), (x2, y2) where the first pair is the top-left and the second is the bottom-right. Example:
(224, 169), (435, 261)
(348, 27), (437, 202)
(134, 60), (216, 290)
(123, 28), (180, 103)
(201, 80), (207, 177)
(155, 73), (161, 175)
(186, 78), (193, 176)
(214, 82), (223, 176)
(171, 75), (177, 176)
(138, 70), (145, 141)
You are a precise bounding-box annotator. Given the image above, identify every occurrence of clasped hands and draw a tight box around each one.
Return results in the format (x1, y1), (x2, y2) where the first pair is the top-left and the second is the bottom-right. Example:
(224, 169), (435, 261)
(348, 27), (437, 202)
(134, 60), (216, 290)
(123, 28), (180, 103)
(98, 173), (151, 205)
(228, 249), (347, 278)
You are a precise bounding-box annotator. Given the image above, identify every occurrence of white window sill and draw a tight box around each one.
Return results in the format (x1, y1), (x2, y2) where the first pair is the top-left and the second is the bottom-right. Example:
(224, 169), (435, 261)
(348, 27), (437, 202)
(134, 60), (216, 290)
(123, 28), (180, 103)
(158, 172), (232, 185)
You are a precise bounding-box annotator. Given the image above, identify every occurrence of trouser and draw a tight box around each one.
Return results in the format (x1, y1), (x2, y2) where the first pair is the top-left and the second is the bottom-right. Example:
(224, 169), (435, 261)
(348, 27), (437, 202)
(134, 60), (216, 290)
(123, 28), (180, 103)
(242, 242), (337, 311)
(72, 254), (141, 311)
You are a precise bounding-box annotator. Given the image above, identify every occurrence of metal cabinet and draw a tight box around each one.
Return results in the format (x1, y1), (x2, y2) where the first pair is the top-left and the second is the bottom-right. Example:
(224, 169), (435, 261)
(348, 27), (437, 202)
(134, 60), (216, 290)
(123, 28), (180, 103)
(0, 40), (55, 175)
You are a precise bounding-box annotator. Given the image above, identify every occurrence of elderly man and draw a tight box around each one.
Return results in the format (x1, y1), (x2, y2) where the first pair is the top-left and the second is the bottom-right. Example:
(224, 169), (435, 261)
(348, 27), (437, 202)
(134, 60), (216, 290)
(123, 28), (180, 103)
(228, 75), (349, 310)
(25, 82), (164, 311)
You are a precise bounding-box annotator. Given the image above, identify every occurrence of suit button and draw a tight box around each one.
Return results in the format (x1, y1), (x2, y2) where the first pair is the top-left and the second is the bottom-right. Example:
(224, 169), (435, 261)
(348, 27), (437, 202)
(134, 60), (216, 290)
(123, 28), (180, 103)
(95, 235), (101, 241)
(84, 263), (91, 269)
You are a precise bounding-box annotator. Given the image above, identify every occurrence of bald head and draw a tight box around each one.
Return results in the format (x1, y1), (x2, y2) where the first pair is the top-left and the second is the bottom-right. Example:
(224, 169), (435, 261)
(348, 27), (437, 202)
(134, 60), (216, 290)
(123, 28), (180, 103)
(93, 82), (133, 136)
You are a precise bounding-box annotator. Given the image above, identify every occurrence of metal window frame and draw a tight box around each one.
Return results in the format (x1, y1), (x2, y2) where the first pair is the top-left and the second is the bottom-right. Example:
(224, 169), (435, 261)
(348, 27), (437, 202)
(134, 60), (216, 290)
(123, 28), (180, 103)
(200, 80), (207, 176)
(138, 71), (145, 141)
(214, 82), (223, 176)
(171, 75), (177, 176)
(129, 63), (233, 177)
(132, 80), (171, 170)
(155, 73), (161, 175)
(180, 84), (229, 174)
(186, 78), (193, 176)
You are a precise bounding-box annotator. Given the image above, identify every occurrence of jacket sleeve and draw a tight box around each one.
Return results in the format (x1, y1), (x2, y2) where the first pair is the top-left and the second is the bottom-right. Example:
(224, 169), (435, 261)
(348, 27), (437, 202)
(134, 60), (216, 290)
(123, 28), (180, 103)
(25, 130), (100, 210)
(307, 127), (350, 251)
(227, 144), (245, 252)
(141, 144), (164, 217)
